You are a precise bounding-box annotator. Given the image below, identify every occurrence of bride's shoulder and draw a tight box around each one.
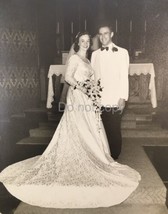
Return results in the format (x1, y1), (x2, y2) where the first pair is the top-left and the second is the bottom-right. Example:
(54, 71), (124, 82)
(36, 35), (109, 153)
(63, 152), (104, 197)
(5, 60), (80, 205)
(68, 54), (79, 62)
(66, 54), (79, 66)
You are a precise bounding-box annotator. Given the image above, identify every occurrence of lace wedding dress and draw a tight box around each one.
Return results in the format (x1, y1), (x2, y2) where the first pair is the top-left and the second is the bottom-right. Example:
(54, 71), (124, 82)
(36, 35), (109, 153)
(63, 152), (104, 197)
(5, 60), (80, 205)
(0, 54), (140, 208)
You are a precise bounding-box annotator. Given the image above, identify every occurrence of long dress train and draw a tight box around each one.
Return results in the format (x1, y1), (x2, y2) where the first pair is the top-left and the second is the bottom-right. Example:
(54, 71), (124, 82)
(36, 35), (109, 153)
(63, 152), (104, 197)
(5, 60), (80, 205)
(0, 54), (140, 208)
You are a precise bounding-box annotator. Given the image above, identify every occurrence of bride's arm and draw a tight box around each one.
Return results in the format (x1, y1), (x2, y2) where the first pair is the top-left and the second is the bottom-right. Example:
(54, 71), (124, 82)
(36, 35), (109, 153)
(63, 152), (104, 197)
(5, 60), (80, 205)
(65, 56), (86, 93)
(65, 56), (77, 88)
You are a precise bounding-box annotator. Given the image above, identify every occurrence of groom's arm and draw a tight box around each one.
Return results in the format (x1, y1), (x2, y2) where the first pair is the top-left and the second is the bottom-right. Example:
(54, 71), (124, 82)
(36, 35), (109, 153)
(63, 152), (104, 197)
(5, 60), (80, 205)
(91, 51), (99, 82)
(90, 51), (95, 70)
(118, 50), (129, 111)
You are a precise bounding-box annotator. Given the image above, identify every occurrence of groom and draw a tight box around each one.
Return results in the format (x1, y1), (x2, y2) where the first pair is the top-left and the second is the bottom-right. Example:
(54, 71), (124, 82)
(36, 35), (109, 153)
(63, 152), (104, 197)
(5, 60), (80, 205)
(91, 24), (129, 160)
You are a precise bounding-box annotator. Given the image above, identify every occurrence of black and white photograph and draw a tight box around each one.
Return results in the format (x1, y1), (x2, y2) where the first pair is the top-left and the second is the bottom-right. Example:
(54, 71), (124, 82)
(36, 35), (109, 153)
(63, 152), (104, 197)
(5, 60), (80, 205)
(0, 0), (168, 213)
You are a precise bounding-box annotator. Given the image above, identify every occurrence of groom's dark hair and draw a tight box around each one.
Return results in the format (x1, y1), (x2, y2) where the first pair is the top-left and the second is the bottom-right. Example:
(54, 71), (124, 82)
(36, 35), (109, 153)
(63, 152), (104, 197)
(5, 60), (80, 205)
(97, 23), (113, 33)
(73, 31), (92, 52)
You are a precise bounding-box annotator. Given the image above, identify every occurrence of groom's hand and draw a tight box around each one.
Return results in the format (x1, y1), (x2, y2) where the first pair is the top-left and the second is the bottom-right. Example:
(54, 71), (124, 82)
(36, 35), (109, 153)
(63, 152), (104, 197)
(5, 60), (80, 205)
(118, 98), (125, 114)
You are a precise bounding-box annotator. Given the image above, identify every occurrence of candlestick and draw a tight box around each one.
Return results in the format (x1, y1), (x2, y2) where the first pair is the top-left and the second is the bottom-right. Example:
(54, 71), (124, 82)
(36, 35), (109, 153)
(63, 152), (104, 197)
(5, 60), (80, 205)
(144, 20), (147, 32)
(84, 19), (87, 30)
(56, 22), (59, 34)
(115, 19), (118, 33)
(130, 20), (132, 33)
(71, 22), (73, 34)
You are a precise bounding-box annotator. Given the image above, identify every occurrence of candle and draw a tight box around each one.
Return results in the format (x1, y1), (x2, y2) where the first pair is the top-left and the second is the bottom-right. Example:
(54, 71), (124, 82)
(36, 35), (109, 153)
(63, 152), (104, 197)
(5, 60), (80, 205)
(84, 19), (87, 30)
(71, 22), (73, 34)
(130, 20), (132, 33)
(56, 22), (59, 34)
(144, 20), (147, 32)
(115, 19), (118, 33)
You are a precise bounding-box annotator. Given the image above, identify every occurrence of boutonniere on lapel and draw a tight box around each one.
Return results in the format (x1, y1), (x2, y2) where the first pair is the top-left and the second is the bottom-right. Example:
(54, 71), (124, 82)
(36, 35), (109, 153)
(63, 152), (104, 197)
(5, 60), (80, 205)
(112, 47), (118, 52)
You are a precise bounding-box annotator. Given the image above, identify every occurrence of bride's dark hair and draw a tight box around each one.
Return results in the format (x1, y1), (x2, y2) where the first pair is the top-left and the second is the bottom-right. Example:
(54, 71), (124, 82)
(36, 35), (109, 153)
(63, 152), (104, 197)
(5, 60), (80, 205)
(73, 31), (92, 52)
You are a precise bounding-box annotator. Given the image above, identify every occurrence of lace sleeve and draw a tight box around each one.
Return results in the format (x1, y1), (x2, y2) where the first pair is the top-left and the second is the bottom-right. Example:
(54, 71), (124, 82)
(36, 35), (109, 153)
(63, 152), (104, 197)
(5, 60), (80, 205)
(65, 55), (78, 88)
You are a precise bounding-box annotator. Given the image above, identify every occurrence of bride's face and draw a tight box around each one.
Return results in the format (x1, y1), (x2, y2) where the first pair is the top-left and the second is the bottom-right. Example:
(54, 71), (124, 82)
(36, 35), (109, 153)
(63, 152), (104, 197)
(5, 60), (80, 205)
(78, 35), (90, 51)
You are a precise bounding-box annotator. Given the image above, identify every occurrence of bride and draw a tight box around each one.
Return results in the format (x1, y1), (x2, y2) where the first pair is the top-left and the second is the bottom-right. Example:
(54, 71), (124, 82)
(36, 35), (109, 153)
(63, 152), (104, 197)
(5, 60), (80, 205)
(0, 32), (140, 208)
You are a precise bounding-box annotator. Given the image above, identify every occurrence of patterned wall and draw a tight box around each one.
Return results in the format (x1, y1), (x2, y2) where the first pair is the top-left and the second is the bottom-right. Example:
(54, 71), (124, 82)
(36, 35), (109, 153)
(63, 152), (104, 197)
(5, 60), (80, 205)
(145, 1), (168, 104)
(0, 1), (40, 117)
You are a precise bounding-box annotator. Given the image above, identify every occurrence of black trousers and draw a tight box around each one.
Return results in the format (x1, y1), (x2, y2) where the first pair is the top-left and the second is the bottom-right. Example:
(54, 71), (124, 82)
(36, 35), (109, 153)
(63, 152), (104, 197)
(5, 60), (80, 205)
(101, 107), (122, 160)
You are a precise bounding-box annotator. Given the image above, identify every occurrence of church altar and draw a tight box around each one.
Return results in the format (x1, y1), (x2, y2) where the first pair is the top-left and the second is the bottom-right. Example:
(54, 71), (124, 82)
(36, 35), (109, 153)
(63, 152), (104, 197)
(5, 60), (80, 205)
(46, 63), (157, 109)
(129, 63), (157, 108)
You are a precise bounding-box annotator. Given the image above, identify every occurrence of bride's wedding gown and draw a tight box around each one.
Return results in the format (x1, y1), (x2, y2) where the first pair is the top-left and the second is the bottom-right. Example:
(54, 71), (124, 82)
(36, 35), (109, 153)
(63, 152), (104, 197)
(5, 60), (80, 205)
(0, 54), (140, 208)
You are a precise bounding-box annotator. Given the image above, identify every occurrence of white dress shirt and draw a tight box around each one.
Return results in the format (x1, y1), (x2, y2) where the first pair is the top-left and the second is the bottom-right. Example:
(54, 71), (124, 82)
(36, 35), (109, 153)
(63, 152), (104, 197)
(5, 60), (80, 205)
(91, 43), (129, 107)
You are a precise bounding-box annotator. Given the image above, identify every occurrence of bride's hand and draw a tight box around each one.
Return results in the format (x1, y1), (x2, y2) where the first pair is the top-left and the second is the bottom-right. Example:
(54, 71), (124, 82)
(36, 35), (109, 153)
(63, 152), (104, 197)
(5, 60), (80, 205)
(77, 85), (87, 94)
(74, 81), (87, 94)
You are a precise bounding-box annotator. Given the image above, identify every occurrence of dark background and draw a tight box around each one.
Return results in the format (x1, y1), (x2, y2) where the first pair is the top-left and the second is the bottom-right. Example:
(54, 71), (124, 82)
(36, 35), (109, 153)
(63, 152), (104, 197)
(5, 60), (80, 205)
(0, 0), (168, 117)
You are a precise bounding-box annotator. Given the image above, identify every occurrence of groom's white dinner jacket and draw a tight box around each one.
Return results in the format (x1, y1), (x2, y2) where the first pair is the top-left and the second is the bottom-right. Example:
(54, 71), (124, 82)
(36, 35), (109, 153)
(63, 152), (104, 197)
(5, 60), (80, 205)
(91, 42), (129, 107)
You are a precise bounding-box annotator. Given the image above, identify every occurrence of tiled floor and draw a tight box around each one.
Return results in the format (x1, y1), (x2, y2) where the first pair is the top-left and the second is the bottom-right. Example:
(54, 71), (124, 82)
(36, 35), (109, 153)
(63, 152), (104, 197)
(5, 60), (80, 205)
(144, 145), (168, 208)
(0, 183), (20, 214)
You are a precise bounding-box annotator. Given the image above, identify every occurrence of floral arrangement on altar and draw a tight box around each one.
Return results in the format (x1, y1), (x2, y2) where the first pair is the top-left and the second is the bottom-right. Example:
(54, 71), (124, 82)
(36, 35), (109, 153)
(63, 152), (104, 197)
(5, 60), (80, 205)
(76, 79), (103, 114)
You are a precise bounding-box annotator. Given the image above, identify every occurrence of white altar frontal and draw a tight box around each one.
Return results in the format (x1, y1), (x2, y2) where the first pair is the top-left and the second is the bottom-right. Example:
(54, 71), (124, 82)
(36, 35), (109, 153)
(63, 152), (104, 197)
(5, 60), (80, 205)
(46, 63), (157, 109)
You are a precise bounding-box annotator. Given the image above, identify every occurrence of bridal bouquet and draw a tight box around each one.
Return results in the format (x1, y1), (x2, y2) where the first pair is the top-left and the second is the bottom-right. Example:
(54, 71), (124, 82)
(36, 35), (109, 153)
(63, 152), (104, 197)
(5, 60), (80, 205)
(77, 79), (103, 114)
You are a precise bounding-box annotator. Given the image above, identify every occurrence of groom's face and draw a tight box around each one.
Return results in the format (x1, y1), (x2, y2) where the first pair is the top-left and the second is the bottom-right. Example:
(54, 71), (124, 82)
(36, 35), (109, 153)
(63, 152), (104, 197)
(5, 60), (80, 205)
(98, 26), (113, 47)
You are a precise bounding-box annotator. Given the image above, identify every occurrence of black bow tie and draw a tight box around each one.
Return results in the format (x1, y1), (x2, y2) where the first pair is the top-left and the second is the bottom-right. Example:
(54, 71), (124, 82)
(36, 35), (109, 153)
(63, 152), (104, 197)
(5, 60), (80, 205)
(101, 47), (109, 51)
(101, 47), (118, 52)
